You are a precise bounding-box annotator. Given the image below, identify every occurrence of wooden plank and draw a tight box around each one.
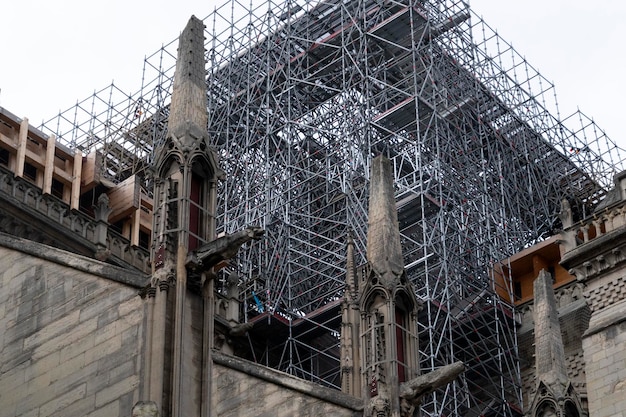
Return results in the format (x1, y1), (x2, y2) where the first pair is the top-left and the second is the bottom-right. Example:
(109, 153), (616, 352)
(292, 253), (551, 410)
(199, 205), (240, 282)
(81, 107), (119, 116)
(42, 134), (56, 194)
(71, 151), (82, 210)
(24, 147), (45, 168)
(15, 117), (28, 178)
(140, 207), (153, 233)
(131, 209), (141, 247)
(81, 150), (102, 192)
(107, 174), (140, 223)
(52, 166), (73, 183)
(0, 132), (17, 148)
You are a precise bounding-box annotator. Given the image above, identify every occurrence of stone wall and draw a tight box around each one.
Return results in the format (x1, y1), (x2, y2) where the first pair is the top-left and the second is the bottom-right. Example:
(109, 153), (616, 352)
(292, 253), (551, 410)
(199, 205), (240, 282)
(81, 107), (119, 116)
(212, 352), (362, 417)
(582, 299), (626, 417)
(0, 240), (145, 417)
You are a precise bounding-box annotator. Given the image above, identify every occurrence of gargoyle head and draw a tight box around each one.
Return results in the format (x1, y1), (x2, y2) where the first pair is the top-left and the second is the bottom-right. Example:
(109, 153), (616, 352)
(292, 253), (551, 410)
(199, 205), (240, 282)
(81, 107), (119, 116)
(245, 226), (265, 240)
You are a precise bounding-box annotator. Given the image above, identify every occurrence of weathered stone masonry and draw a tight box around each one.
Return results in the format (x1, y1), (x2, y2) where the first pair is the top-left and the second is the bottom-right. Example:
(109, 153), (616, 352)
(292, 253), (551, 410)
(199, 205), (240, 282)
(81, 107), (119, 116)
(0, 234), (146, 417)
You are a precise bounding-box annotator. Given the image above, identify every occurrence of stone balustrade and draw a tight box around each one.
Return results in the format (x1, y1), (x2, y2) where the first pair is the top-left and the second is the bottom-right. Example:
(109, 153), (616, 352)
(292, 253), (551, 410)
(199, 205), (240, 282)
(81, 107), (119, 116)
(559, 171), (626, 255)
(0, 165), (150, 273)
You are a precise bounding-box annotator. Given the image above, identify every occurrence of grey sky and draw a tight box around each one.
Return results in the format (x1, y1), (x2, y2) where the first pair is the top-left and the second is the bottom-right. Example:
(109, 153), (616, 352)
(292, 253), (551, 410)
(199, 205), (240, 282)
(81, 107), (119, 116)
(1, 0), (623, 148)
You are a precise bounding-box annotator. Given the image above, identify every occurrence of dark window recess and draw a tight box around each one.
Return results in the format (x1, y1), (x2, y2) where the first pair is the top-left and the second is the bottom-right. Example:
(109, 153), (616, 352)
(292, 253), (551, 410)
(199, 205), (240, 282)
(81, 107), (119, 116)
(188, 173), (202, 250)
(79, 189), (96, 217)
(51, 178), (64, 199)
(24, 162), (37, 181)
(514, 281), (522, 300)
(139, 230), (150, 249)
(0, 148), (9, 166)
(548, 266), (556, 283)
(395, 307), (406, 383)
(111, 221), (124, 235)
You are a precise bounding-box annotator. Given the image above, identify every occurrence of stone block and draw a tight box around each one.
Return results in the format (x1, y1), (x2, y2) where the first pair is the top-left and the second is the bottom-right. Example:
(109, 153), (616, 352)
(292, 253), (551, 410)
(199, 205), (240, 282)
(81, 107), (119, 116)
(96, 303), (120, 329)
(23, 309), (80, 350)
(84, 332), (122, 366)
(87, 399), (120, 417)
(60, 332), (95, 361)
(95, 374), (139, 408)
(32, 317), (98, 360)
(108, 359), (137, 384)
(39, 382), (87, 416)
(48, 397), (96, 417)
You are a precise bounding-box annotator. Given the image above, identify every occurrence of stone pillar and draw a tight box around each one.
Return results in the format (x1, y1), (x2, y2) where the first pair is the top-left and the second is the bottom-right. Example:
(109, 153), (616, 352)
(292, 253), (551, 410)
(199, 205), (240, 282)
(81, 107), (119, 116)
(93, 193), (112, 261)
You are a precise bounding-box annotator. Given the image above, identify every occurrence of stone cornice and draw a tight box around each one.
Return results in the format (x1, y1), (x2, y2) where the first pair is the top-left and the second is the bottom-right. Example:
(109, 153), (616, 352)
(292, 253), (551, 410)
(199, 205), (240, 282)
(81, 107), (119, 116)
(212, 351), (364, 411)
(0, 231), (148, 288)
(560, 227), (626, 282)
(583, 298), (626, 338)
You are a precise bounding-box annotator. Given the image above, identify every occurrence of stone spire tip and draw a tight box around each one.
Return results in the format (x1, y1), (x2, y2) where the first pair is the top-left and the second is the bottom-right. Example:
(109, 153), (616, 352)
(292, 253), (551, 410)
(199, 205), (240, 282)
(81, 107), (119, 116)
(366, 155), (404, 287)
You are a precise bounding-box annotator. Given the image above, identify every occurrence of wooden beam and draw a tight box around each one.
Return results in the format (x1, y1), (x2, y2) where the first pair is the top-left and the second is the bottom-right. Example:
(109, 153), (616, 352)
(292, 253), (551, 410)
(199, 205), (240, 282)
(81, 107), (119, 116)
(71, 151), (82, 210)
(131, 209), (141, 247)
(107, 175), (140, 224)
(81, 150), (102, 192)
(15, 117), (28, 178)
(43, 134), (56, 195)
(140, 207), (153, 233)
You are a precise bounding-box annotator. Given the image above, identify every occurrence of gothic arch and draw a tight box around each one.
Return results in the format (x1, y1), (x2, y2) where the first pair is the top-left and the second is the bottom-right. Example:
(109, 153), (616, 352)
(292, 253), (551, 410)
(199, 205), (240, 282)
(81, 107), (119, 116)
(536, 399), (558, 417)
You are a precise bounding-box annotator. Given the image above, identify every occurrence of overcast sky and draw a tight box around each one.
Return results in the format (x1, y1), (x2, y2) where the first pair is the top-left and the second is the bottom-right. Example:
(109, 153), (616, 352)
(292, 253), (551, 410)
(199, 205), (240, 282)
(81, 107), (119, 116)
(1, 0), (624, 147)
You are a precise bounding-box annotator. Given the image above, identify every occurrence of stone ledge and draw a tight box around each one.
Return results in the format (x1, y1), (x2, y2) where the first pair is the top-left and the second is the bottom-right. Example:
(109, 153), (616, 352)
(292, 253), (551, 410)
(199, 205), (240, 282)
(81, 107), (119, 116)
(212, 351), (364, 411)
(583, 298), (626, 338)
(0, 231), (148, 288)
(561, 226), (626, 272)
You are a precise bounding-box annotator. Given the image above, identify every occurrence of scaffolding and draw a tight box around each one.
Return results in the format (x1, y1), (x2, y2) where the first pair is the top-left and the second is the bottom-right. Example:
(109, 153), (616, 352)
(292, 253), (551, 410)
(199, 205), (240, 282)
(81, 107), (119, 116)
(38, 0), (626, 415)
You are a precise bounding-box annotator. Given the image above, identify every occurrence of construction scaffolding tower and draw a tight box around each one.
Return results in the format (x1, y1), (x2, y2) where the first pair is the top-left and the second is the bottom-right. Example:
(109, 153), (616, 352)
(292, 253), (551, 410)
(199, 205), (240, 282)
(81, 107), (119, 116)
(39, 0), (625, 415)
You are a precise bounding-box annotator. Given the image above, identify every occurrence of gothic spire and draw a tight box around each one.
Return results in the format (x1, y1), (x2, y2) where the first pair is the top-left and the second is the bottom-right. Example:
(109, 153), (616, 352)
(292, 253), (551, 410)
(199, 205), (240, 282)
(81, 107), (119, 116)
(529, 269), (586, 416)
(169, 15), (207, 133)
(366, 155), (404, 287)
(159, 15), (208, 164)
(534, 269), (568, 387)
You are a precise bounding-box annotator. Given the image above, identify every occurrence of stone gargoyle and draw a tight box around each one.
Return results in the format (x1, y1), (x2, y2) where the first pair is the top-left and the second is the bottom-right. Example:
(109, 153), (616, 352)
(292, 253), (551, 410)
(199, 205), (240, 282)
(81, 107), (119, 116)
(399, 361), (465, 417)
(186, 226), (265, 271)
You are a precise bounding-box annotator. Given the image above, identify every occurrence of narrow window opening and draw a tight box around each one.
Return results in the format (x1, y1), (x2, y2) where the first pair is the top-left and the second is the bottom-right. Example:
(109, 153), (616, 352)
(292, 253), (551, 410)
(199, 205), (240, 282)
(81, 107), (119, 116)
(24, 162), (37, 182)
(51, 178), (64, 199)
(0, 148), (9, 166)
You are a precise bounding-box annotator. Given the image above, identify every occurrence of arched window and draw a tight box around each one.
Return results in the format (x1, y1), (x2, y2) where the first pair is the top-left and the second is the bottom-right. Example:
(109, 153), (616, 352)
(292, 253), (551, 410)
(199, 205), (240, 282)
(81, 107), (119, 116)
(395, 305), (406, 382)
(537, 401), (558, 417)
(564, 401), (580, 417)
(394, 291), (413, 383)
(188, 158), (215, 250)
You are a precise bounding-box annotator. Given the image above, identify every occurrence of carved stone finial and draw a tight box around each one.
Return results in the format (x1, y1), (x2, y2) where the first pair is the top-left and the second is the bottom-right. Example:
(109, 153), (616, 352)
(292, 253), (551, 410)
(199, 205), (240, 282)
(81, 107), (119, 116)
(94, 247), (111, 261)
(131, 401), (159, 417)
(368, 390), (391, 417)
(559, 198), (573, 228)
(94, 193), (112, 222)
(226, 271), (239, 299)
(93, 193), (112, 251)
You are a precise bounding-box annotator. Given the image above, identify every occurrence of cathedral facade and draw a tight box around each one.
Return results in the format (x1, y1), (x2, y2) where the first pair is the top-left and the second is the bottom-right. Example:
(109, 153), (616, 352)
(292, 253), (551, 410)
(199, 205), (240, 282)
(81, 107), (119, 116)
(0, 14), (625, 417)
